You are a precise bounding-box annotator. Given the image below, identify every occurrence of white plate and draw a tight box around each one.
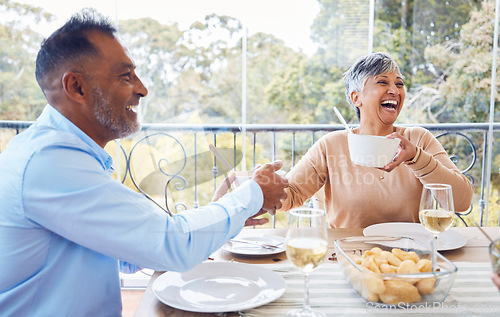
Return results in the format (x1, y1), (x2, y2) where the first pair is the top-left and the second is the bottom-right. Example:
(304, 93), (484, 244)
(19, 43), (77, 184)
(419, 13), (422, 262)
(363, 222), (467, 251)
(152, 262), (286, 313)
(222, 235), (286, 256)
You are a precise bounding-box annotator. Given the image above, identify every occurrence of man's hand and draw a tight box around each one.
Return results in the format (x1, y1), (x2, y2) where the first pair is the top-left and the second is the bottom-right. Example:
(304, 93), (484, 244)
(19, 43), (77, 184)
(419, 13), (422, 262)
(252, 161), (289, 214)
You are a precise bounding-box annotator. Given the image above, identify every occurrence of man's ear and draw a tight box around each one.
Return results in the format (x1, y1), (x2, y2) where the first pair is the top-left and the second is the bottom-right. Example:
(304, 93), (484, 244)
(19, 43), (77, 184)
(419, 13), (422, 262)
(62, 71), (87, 104)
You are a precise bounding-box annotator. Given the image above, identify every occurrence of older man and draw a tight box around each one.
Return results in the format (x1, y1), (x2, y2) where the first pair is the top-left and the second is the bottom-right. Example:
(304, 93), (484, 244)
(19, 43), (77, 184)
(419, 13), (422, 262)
(0, 11), (288, 316)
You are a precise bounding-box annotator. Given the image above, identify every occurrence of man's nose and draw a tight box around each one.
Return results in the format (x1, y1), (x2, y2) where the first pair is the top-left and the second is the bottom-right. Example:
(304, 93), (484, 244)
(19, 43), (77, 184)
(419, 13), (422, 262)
(135, 75), (148, 97)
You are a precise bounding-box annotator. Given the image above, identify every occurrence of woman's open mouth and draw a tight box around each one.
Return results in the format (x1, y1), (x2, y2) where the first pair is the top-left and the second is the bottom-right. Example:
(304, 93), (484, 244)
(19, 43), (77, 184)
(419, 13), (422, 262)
(381, 100), (398, 110)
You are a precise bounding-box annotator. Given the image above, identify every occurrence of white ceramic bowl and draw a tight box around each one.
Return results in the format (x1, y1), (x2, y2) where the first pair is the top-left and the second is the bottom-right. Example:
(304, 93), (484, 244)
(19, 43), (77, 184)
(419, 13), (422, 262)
(347, 134), (400, 167)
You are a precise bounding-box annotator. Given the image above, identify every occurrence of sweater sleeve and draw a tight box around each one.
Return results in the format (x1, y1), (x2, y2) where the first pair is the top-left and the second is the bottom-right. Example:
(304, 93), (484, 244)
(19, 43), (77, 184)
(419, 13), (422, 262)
(405, 127), (474, 212)
(280, 136), (330, 211)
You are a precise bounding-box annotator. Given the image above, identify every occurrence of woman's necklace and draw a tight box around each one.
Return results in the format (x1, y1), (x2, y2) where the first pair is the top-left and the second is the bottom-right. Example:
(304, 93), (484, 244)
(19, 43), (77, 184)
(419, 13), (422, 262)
(378, 170), (385, 180)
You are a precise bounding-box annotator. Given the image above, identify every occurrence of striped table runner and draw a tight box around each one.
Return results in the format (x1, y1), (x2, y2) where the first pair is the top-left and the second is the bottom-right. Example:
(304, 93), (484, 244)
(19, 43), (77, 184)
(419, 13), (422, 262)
(243, 262), (500, 316)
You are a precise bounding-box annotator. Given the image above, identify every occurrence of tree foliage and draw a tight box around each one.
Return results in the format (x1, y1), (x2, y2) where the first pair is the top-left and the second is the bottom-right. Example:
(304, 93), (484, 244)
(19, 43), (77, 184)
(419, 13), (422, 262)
(119, 14), (301, 124)
(119, 18), (184, 122)
(0, 0), (490, 126)
(1, 0), (499, 223)
(422, 0), (498, 123)
(0, 0), (52, 120)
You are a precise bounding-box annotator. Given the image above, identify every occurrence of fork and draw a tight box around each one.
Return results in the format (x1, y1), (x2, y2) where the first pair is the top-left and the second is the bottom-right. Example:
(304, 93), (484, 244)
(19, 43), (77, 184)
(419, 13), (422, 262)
(230, 239), (283, 250)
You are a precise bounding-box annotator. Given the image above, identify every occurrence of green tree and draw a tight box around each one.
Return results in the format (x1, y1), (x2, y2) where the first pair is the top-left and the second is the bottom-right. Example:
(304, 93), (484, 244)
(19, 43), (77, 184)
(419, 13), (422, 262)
(266, 54), (347, 124)
(422, 0), (498, 123)
(373, 0), (479, 88)
(119, 18), (184, 123)
(119, 14), (244, 123)
(0, 0), (51, 120)
(299, 0), (480, 124)
(246, 32), (303, 124)
(120, 14), (304, 125)
(266, 0), (373, 124)
(311, 0), (370, 69)
(408, 1), (498, 226)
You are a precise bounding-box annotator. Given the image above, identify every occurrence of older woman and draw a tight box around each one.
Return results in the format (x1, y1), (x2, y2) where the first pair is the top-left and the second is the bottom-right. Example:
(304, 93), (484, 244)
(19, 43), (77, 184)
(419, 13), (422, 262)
(280, 52), (474, 228)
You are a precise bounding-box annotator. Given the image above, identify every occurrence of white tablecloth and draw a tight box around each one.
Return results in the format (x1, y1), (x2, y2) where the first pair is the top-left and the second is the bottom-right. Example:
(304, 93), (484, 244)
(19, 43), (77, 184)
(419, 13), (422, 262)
(244, 262), (500, 316)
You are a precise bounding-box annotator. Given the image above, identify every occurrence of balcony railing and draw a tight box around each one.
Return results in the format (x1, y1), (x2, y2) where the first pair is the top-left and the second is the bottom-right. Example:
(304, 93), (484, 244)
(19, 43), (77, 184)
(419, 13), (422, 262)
(2, 120), (498, 227)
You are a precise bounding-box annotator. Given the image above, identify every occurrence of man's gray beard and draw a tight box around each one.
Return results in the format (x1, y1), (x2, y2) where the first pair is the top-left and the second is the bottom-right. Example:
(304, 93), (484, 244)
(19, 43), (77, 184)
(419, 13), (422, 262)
(92, 87), (141, 139)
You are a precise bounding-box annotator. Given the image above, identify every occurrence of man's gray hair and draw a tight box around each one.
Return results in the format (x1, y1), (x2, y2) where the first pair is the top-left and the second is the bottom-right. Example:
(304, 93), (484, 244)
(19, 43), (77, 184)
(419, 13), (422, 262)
(343, 52), (401, 120)
(35, 9), (116, 92)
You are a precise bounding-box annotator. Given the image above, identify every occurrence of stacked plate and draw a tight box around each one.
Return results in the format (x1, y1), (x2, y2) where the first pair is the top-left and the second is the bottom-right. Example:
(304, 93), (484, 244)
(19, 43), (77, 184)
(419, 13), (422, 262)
(152, 262), (286, 313)
(363, 222), (467, 251)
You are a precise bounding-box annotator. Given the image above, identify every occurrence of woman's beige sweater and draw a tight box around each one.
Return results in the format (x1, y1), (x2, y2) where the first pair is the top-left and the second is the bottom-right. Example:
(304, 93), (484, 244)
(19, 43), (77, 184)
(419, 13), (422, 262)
(280, 126), (474, 228)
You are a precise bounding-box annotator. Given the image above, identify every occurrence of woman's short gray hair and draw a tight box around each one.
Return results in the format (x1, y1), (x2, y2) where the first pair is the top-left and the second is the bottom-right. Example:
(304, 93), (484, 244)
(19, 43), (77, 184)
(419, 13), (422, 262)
(343, 52), (401, 120)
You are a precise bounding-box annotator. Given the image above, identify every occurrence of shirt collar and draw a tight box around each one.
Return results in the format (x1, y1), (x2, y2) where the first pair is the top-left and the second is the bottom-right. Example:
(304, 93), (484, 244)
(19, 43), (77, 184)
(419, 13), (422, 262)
(37, 105), (115, 173)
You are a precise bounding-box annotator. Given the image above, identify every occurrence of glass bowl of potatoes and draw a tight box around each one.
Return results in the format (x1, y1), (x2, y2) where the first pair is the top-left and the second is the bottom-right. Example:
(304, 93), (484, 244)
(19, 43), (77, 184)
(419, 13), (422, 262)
(333, 236), (457, 307)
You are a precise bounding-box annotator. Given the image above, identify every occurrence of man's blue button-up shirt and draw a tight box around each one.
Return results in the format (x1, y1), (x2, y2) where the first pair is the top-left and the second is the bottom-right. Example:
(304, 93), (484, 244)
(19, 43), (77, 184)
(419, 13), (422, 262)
(0, 105), (263, 316)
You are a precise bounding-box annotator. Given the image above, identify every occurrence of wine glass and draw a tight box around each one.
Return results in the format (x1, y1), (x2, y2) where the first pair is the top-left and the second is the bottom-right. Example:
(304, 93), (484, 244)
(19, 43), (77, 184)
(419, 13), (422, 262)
(419, 183), (455, 271)
(285, 208), (328, 317)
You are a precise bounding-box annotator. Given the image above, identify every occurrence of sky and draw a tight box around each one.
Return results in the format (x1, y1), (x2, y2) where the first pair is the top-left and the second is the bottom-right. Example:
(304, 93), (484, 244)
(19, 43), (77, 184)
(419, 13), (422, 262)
(16, 0), (320, 55)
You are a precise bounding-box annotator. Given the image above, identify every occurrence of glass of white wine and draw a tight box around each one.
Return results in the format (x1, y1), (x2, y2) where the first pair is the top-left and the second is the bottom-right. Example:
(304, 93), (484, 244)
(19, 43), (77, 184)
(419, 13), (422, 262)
(286, 208), (328, 317)
(419, 183), (455, 271)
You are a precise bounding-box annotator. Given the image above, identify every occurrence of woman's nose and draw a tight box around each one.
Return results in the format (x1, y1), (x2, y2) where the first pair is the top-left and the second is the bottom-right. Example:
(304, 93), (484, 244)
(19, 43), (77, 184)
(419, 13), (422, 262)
(387, 83), (399, 96)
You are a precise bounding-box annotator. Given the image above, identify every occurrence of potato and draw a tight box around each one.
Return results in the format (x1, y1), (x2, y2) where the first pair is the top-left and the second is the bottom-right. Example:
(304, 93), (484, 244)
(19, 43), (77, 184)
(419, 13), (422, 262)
(407, 251), (419, 263)
(349, 268), (364, 291)
(417, 259), (432, 272)
(416, 277), (436, 295)
(373, 256), (388, 268)
(392, 248), (419, 263)
(362, 256), (381, 274)
(349, 247), (436, 304)
(397, 260), (419, 274)
(397, 260), (421, 283)
(380, 263), (398, 274)
(364, 247), (383, 257)
(364, 271), (386, 294)
(379, 280), (421, 305)
(361, 288), (380, 302)
(381, 251), (402, 266)
(348, 254), (363, 265)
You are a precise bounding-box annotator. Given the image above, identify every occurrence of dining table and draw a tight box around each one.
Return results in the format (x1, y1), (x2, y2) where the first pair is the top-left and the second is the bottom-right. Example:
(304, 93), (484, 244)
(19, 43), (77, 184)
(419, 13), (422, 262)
(134, 226), (500, 316)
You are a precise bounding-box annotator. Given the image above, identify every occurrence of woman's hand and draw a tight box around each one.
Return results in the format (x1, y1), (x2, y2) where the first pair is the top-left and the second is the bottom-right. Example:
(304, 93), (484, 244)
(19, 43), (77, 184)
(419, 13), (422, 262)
(211, 171), (270, 226)
(212, 163), (287, 227)
(244, 209), (270, 226)
(380, 132), (417, 172)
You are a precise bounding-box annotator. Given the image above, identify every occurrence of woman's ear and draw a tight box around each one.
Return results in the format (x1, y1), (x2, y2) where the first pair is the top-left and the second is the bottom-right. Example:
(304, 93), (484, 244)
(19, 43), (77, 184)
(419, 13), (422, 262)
(351, 91), (361, 107)
(62, 71), (87, 104)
